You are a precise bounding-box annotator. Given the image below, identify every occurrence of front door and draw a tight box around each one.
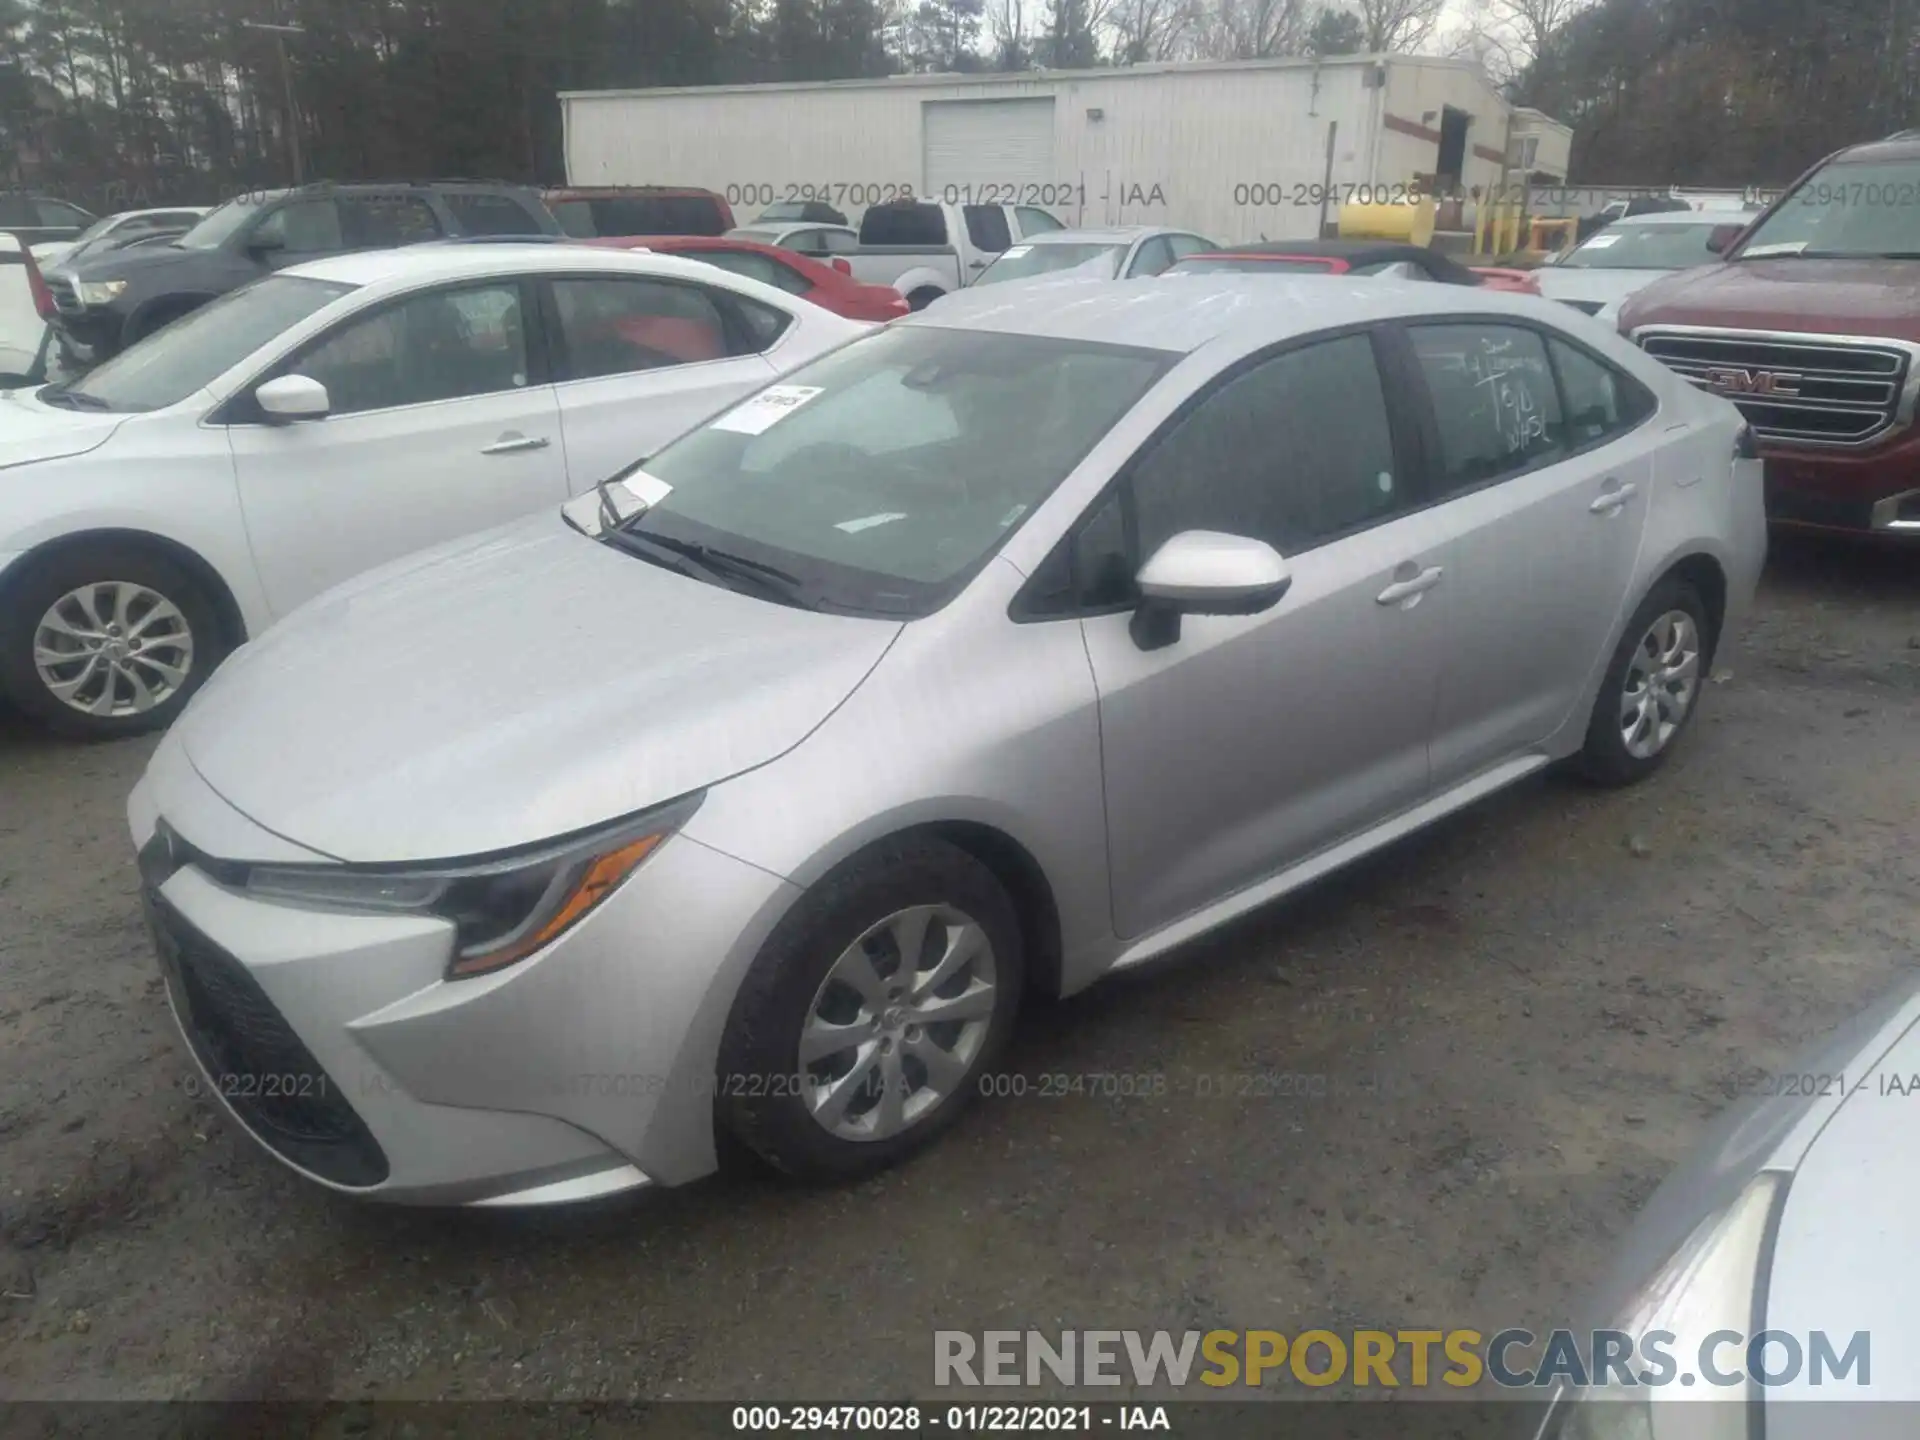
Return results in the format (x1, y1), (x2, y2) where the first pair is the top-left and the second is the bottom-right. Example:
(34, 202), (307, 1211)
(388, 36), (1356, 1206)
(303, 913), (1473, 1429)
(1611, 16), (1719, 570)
(1401, 321), (1659, 788)
(228, 278), (567, 619)
(1079, 330), (1453, 940)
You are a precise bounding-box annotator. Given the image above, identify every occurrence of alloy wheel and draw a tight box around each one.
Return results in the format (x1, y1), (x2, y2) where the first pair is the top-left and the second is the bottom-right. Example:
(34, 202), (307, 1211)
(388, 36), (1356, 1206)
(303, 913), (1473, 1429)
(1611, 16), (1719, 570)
(799, 904), (998, 1143)
(32, 581), (195, 719)
(1620, 609), (1700, 760)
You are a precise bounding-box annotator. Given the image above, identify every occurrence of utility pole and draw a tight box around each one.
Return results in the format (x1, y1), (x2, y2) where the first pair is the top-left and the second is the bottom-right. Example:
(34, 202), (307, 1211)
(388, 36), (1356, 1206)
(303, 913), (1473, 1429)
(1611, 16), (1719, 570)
(243, 19), (306, 185)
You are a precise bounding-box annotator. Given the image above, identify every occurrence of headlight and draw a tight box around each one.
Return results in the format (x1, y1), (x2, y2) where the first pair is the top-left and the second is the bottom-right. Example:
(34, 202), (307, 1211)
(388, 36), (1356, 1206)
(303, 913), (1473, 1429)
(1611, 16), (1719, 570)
(243, 796), (699, 978)
(75, 280), (128, 305)
(1549, 1172), (1786, 1440)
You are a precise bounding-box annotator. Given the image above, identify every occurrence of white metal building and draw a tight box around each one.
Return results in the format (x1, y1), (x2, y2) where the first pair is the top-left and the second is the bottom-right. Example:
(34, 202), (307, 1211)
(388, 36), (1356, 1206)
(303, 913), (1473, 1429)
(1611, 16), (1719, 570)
(562, 56), (1570, 244)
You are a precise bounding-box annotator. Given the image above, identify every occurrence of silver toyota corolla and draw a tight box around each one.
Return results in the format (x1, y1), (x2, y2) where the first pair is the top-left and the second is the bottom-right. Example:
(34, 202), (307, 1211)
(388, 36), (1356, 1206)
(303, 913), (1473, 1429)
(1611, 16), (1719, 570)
(128, 277), (1767, 1206)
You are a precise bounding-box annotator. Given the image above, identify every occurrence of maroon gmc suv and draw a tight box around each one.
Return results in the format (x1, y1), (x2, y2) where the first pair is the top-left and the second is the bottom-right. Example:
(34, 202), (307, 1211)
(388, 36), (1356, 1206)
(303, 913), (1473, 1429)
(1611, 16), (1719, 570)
(1620, 133), (1920, 539)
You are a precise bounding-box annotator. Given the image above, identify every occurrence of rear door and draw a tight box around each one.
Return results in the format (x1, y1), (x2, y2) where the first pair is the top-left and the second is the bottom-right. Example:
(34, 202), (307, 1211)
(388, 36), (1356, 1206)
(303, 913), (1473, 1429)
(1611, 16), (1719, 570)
(539, 272), (794, 487)
(1401, 319), (1660, 788)
(227, 277), (567, 618)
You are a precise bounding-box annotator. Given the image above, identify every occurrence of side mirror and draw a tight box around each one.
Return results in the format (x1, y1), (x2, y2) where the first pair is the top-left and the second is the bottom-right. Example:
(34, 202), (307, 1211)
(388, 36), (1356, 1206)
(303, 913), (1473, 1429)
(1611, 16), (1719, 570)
(1706, 224), (1743, 255)
(1129, 530), (1292, 652)
(255, 373), (330, 421)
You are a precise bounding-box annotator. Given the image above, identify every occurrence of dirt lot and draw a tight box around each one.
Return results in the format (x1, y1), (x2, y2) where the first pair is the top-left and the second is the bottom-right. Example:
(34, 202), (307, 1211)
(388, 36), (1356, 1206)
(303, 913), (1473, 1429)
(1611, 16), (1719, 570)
(1, 533), (1916, 1406)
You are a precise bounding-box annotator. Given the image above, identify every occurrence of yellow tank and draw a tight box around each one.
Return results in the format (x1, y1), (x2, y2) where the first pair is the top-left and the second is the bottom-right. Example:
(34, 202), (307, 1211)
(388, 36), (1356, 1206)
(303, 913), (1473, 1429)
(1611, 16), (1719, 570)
(1336, 195), (1437, 248)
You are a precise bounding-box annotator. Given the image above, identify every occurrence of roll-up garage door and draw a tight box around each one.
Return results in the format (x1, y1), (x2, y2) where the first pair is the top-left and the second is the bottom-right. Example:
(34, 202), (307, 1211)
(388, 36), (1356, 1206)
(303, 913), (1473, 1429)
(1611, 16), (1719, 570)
(922, 98), (1057, 196)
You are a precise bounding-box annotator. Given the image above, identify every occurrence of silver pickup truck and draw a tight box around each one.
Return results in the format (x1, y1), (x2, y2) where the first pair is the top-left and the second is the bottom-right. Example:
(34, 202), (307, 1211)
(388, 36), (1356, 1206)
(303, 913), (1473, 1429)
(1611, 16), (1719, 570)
(843, 199), (1065, 309)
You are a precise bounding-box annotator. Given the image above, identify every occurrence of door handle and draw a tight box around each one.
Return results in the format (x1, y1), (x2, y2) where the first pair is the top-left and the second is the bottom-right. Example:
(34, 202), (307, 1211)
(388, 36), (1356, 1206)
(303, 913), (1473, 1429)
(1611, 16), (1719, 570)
(1589, 480), (1638, 514)
(481, 434), (551, 456)
(1376, 565), (1444, 606)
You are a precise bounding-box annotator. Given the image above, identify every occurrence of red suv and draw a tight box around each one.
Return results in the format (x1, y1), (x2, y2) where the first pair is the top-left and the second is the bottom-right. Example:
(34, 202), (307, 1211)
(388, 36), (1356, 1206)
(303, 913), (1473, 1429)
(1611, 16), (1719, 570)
(586, 235), (908, 323)
(1621, 132), (1920, 539)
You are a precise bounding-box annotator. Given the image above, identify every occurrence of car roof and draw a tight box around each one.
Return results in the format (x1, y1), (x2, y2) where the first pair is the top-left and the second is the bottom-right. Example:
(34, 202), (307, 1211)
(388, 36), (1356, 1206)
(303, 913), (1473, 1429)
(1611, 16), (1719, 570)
(283, 243), (743, 290)
(1592, 209), (1747, 228)
(1017, 227), (1163, 244)
(907, 273), (1565, 354)
(1834, 136), (1920, 164)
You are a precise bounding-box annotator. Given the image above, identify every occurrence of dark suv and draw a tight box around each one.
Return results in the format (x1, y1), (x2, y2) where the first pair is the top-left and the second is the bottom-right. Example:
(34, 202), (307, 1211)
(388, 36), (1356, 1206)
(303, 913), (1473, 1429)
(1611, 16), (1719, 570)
(46, 180), (561, 362)
(0, 192), (97, 248)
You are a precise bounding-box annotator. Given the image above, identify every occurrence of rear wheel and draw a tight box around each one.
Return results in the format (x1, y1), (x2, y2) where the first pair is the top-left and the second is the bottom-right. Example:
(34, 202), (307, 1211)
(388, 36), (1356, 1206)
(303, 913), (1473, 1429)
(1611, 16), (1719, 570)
(718, 837), (1023, 1181)
(1574, 577), (1712, 786)
(0, 544), (229, 739)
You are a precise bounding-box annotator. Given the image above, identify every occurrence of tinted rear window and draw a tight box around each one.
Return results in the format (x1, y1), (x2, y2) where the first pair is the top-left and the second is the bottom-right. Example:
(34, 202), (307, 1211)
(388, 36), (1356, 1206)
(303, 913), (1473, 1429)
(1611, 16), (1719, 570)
(860, 204), (947, 246)
(445, 192), (548, 237)
(552, 196), (727, 238)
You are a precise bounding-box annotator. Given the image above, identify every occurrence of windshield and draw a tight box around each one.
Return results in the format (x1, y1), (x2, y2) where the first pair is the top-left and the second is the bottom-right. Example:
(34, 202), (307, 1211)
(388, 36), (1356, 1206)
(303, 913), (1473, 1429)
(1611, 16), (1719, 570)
(1738, 161), (1920, 258)
(609, 325), (1173, 617)
(1561, 221), (1729, 270)
(974, 242), (1125, 286)
(1172, 255), (1339, 274)
(175, 196), (277, 250)
(45, 275), (352, 412)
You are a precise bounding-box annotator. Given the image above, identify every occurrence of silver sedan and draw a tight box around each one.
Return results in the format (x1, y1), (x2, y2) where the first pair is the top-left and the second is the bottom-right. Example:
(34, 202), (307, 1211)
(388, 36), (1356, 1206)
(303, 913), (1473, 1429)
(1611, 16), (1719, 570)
(129, 276), (1767, 1206)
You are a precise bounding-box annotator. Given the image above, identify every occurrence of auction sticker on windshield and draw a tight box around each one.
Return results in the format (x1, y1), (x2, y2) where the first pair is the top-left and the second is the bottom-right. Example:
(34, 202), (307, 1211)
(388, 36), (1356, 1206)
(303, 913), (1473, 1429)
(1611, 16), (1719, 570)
(711, 384), (825, 436)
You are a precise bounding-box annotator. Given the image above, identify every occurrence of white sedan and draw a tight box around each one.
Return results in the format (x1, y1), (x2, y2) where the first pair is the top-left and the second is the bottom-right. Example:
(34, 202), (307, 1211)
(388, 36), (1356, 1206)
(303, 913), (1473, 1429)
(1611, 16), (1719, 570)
(0, 244), (865, 737)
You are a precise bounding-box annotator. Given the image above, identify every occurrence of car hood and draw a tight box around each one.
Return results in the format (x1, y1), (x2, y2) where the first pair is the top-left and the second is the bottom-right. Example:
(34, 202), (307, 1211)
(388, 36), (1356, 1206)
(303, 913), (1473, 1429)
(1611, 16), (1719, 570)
(1760, 1014), (1920, 1405)
(177, 512), (903, 863)
(0, 385), (126, 468)
(1622, 257), (1920, 339)
(1535, 267), (1671, 307)
(62, 241), (220, 282)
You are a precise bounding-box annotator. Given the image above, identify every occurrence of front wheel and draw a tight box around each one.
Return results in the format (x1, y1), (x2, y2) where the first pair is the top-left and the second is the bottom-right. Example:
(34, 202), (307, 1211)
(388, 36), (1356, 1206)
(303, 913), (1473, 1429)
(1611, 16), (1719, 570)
(0, 544), (228, 739)
(1574, 578), (1712, 786)
(717, 837), (1024, 1181)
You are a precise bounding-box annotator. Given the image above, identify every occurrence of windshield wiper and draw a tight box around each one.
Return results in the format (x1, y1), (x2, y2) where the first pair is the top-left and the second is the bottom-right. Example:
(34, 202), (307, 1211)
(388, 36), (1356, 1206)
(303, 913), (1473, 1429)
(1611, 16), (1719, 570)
(603, 529), (811, 608)
(36, 386), (110, 411)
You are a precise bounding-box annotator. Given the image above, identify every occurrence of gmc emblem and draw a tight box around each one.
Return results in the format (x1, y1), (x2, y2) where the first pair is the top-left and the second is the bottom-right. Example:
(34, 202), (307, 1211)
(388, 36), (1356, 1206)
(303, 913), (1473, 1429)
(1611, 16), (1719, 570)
(1704, 366), (1803, 398)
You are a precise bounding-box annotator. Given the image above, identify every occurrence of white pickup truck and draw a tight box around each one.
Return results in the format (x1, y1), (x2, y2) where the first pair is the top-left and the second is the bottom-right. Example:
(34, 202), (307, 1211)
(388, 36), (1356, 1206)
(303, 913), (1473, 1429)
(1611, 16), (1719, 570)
(842, 199), (1065, 309)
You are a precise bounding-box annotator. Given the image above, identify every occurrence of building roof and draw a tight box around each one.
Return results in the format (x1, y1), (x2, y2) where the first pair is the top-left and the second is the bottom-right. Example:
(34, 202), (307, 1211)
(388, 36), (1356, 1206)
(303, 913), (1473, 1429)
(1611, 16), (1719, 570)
(561, 53), (1482, 102)
(904, 272), (1562, 354)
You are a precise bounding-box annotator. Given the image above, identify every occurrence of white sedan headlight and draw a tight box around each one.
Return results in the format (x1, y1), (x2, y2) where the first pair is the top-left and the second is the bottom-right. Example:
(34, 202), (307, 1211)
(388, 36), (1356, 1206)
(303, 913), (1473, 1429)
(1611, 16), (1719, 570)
(1549, 1173), (1786, 1440)
(75, 279), (128, 305)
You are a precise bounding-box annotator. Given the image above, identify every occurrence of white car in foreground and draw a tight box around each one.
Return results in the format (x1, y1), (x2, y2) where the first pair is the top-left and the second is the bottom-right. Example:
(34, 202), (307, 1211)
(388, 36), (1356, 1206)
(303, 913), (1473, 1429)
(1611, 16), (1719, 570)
(0, 244), (864, 737)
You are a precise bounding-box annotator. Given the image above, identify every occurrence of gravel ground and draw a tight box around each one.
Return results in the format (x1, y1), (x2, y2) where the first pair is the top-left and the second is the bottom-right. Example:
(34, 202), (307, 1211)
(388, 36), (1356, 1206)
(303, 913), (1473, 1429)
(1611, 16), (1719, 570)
(1, 532), (1916, 1405)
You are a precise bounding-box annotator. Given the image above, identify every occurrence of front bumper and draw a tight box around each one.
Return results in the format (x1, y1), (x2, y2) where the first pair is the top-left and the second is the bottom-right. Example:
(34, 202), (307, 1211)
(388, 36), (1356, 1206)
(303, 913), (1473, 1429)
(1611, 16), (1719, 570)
(127, 757), (800, 1206)
(1763, 441), (1920, 538)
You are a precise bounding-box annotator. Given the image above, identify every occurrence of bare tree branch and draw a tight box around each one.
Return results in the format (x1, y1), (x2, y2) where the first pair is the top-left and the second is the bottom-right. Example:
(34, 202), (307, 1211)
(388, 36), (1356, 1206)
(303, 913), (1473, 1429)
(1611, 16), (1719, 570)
(1353, 0), (1444, 53)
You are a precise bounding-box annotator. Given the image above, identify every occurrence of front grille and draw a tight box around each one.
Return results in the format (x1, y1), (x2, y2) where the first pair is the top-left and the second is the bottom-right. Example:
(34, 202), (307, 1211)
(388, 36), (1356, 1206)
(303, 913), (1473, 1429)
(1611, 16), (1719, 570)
(43, 275), (83, 315)
(145, 888), (389, 1187)
(1636, 329), (1911, 447)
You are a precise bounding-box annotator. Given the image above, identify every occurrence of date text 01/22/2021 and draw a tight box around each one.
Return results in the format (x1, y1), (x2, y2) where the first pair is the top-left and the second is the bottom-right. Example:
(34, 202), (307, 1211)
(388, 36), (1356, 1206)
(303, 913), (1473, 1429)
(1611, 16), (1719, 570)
(730, 1406), (1172, 1433)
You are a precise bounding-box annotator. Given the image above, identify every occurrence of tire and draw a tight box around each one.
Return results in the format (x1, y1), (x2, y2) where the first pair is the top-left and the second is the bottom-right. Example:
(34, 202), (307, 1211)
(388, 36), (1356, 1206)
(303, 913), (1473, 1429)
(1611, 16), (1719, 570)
(0, 543), (229, 740)
(905, 286), (945, 312)
(718, 836), (1024, 1182)
(1574, 577), (1713, 787)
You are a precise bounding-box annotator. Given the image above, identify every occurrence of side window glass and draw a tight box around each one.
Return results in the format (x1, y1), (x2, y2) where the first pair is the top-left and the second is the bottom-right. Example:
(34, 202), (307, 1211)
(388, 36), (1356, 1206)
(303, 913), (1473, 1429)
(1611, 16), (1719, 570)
(1168, 234), (1213, 260)
(1131, 333), (1403, 559)
(723, 292), (794, 353)
(444, 192), (543, 237)
(37, 200), (92, 228)
(1072, 492), (1134, 607)
(1016, 207), (1063, 235)
(258, 200), (343, 252)
(341, 195), (441, 247)
(552, 277), (730, 378)
(697, 250), (810, 297)
(785, 229), (824, 253)
(1130, 237), (1175, 277)
(1550, 337), (1653, 446)
(818, 227), (859, 254)
(1408, 323), (1567, 491)
(963, 205), (1012, 253)
(289, 283), (530, 415)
